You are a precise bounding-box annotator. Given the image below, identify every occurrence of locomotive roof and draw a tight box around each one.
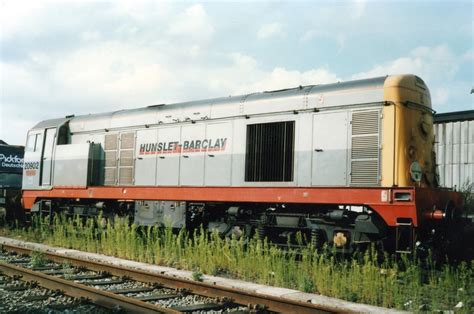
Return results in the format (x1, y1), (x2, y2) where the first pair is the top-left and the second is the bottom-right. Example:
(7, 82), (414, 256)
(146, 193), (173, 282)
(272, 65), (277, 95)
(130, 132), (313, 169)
(32, 75), (398, 133)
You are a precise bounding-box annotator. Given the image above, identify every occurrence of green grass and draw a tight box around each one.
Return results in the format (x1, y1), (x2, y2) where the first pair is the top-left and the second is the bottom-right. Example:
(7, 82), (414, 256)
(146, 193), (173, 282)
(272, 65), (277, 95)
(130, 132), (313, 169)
(2, 214), (473, 312)
(30, 250), (46, 268)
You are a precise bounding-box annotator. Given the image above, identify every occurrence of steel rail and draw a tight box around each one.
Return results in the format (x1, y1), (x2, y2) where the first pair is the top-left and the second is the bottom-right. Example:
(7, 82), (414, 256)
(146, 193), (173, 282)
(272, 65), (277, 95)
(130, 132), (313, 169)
(1, 243), (340, 314)
(0, 259), (178, 313)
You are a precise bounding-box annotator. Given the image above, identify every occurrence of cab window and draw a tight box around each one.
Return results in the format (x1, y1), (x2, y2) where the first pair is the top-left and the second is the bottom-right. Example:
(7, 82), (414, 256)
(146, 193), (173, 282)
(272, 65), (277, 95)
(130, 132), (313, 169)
(35, 134), (43, 152)
(26, 133), (44, 152)
(26, 134), (36, 152)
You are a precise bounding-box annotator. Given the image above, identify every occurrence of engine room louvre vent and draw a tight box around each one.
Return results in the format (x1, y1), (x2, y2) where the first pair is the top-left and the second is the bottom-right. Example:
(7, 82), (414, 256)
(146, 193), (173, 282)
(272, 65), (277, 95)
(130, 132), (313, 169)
(119, 167), (133, 185)
(105, 151), (117, 167)
(350, 110), (380, 186)
(104, 134), (119, 185)
(104, 168), (116, 185)
(119, 150), (134, 167)
(245, 121), (295, 182)
(120, 133), (135, 149)
(351, 160), (379, 185)
(352, 111), (379, 135)
(118, 132), (135, 186)
(105, 134), (118, 150)
(103, 132), (135, 186)
(351, 136), (378, 159)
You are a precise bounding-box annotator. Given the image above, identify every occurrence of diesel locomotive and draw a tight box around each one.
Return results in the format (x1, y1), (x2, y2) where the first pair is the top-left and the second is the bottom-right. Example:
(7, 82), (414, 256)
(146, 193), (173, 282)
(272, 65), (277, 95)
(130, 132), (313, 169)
(21, 74), (469, 253)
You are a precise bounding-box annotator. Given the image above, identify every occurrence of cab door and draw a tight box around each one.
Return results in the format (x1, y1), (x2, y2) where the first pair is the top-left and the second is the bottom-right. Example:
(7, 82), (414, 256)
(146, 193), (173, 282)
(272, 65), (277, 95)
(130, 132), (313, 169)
(41, 128), (57, 186)
(22, 131), (44, 189)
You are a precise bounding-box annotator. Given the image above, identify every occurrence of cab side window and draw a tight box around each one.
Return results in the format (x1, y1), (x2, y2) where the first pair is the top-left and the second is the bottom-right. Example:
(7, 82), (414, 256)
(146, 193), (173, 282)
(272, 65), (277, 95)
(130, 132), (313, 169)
(35, 134), (43, 152)
(26, 133), (44, 152)
(26, 134), (36, 152)
(57, 125), (69, 145)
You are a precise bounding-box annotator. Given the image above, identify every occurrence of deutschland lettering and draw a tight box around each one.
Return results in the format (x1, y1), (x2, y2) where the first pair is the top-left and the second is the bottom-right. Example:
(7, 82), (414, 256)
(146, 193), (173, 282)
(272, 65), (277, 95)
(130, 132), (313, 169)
(139, 138), (227, 155)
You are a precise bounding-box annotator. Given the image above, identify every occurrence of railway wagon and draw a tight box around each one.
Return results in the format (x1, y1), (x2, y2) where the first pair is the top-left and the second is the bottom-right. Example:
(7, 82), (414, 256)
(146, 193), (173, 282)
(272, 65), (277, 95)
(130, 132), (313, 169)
(0, 142), (24, 223)
(21, 74), (465, 253)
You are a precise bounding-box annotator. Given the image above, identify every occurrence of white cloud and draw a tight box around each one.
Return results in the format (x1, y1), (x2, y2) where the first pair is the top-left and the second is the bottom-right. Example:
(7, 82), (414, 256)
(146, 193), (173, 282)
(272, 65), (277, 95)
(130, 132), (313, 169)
(166, 4), (214, 42)
(352, 45), (458, 81)
(243, 67), (339, 94)
(81, 31), (102, 42)
(257, 23), (283, 40)
(52, 42), (172, 107)
(461, 49), (473, 63)
(229, 53), (258, 70)
(111, 0), (172, 22)
(0, 2), (471, 145)
(352, 0), (368, 19)
(0, 41), (341, 144)
(352, 45), (469, 109)
(433, 87), (450, 105)
(300, 30), (316, 43)
(206, 53), (340, 95)
(299, 30), (346, 53)
(0, 0), (45, 39)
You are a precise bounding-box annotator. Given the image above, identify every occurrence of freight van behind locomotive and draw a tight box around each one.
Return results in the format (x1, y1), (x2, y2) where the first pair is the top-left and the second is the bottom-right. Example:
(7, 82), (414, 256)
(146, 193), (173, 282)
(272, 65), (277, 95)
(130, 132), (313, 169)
(21, 74), (467, 253)
(0, 141), (24, 223)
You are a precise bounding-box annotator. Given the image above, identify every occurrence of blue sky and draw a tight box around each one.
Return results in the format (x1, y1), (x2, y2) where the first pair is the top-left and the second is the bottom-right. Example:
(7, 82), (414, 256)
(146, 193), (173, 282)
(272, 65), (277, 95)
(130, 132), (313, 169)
(1, 0), (472, 145)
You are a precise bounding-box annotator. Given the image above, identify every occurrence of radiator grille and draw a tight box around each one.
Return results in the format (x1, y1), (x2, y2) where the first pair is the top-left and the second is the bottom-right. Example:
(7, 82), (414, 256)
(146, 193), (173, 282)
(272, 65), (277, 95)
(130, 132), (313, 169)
(350, 110), (380, 186)
(245, 121), (294, 182)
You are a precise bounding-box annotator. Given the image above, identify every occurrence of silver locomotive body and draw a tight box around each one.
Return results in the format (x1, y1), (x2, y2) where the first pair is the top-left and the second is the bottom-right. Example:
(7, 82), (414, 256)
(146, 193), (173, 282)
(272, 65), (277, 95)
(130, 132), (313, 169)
(23, 77), (385, 192)
(23, 75), (466, 253)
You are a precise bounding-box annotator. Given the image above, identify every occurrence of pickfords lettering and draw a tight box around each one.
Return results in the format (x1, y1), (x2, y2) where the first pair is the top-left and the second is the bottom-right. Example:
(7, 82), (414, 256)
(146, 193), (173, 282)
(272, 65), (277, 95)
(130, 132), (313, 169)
(0, 154), (24, 169)
(139, 138), (227, 155)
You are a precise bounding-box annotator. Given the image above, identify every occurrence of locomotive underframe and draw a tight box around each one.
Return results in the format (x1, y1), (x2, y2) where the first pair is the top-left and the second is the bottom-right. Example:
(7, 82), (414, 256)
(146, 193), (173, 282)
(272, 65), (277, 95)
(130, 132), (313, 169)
(23, 185), (463, 253)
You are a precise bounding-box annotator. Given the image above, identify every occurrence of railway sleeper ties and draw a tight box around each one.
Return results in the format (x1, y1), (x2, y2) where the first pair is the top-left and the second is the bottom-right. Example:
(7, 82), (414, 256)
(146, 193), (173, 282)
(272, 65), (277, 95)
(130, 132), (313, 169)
(0, 243), (341, 314)
(0, 250), (252, 313)
(0, 262), (175, 313)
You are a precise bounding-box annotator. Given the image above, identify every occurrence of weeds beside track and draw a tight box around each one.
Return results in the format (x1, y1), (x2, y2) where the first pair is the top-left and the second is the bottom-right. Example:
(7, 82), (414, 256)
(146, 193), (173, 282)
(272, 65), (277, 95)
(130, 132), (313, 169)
(2, 214), (473, 312)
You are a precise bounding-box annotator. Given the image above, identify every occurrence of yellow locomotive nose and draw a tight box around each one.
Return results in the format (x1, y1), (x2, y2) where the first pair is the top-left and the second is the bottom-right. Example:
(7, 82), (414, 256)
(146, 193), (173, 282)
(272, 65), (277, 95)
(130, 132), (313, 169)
(381, 75), (436, 188)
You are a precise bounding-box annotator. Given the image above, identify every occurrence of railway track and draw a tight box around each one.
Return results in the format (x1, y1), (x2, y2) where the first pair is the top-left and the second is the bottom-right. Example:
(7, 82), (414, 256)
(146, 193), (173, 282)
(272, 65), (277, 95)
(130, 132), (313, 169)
(0, 268), (105, 313)
(0, 242), (337, 313)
